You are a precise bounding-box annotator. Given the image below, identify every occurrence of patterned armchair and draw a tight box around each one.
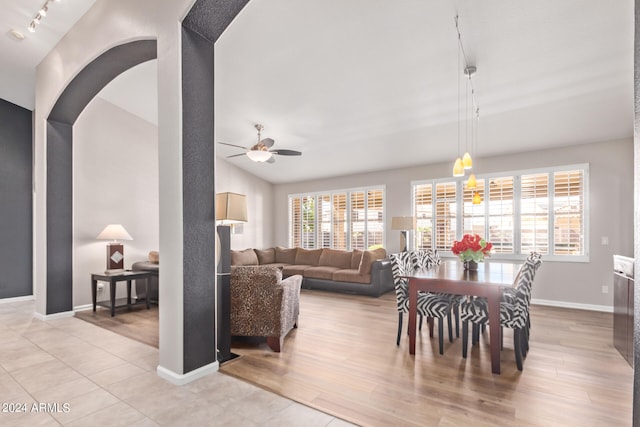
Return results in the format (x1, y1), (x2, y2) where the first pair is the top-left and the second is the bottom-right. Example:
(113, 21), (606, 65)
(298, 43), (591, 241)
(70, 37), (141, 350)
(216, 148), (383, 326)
(230, 266), (303, 352)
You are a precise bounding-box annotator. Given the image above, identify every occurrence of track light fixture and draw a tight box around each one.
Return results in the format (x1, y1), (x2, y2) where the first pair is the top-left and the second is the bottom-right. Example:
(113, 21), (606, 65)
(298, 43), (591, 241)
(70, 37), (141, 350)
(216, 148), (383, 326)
(27, 1), (60, 34)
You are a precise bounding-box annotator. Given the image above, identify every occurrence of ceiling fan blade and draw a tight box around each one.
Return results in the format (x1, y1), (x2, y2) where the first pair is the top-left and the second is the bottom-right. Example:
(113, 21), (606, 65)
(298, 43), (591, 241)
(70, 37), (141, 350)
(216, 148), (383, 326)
(226, 153), (246, 159)
(217, 142), (249, 150)
(266, 156), (276, 164)
(270, 149), (302, 156)
(261, 137), (275, 148)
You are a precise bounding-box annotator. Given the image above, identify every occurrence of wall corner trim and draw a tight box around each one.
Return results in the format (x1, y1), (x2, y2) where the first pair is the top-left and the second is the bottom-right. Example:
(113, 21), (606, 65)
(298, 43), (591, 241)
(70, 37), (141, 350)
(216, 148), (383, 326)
(531, 298), (612, 313)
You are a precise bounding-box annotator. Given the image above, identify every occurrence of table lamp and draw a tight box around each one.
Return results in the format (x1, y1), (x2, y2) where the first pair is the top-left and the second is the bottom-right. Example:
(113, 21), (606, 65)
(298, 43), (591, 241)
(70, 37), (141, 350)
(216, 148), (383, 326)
(96, 224), (133, 271)
(216, 192), (248, 233)
(391, 216), (415, 252)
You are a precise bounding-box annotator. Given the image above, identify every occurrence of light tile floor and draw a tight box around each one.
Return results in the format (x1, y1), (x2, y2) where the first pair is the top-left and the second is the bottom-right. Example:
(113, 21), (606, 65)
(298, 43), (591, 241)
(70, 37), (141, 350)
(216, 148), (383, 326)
(0, 300), (354, 427)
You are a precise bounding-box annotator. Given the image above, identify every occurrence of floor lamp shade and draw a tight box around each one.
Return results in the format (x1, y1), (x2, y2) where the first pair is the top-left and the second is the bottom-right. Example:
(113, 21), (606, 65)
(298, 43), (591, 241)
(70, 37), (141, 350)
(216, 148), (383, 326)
(391, 216), (415, 252)
(96, 224), (133, 271)
(216, 192), (248, 222)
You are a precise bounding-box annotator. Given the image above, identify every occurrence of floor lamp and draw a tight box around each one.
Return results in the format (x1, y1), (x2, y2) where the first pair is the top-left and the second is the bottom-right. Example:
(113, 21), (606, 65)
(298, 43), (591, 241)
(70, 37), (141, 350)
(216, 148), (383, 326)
(215, 192), (247, 363)
(391, 216), (415, 252)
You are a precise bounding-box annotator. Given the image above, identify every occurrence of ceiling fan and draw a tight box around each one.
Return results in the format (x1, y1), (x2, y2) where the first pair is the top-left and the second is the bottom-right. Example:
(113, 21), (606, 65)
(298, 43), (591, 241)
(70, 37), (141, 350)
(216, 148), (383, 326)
(218, 124), (302, 163)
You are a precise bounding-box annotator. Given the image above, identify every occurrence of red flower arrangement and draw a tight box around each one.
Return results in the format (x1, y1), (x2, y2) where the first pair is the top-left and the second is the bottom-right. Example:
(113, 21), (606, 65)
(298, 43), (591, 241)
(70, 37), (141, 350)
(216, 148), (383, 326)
(451, 234), (493, 262)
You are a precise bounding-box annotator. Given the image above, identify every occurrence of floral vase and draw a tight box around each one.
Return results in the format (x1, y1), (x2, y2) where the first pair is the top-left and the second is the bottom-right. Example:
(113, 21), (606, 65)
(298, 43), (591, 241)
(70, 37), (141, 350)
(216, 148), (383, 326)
(463, 260), (478, 271)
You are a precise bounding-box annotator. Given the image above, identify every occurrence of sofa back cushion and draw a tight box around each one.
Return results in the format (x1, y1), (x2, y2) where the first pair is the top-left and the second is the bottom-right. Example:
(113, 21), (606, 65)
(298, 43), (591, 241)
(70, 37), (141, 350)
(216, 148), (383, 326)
(319, 249), (352, 269)
(359, 248), (387, 274)
(295, 248), (323, 266)
(231, 248), (259, 266)
(351, 249), (363, 270)
(255, 248), (276, 265)
(275, 247), (297, 264)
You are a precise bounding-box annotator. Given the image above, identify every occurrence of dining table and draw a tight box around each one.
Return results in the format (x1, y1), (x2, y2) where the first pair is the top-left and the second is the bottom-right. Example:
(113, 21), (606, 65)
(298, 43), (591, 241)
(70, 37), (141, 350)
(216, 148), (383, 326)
(406, 260), (522, 374)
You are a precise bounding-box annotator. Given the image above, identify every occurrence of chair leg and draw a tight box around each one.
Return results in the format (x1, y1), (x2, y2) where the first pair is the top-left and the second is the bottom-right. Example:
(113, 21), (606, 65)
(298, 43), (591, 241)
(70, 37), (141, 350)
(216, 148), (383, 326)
(419, 314), (423, 331)
(397, 312), (403, 346)
(514, 329), (523, 371)
(454, 305), (460, 338)
(462, 320), (469, 358)
(500, 327), (503, 350)
(472, 324), (479, 346)
(438, 318), (444, 355)
(521, 327), (529, 357)
(428, 317), (434, 338)
(447, 312), (453, 343)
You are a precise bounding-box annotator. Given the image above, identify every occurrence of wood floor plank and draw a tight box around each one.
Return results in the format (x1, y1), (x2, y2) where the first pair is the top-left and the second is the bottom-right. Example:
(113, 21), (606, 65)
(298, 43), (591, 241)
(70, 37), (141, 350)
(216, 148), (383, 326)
(220, 289), (634, 426)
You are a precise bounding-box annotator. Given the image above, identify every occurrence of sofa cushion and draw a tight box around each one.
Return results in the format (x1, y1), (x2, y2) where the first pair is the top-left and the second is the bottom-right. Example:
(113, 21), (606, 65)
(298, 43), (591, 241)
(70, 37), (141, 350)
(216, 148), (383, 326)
(231, 248), (259, 266)
(275, 247), (297, 264)
(295, 248), (323, 266)
(283, 265), (312, 276)
(333, 269), (371, 284)
(359, 248), (387, 275)
(351, 250), (363, 270)
(318, 249), (352, 269)
(255, 248), (276, 265)
(304, 266), (341, 280)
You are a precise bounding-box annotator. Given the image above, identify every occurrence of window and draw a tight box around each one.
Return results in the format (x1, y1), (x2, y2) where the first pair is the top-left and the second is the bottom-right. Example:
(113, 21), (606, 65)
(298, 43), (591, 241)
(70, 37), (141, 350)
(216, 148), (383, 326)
(412, 164), (588, 261)
(289, 186), (385, 250)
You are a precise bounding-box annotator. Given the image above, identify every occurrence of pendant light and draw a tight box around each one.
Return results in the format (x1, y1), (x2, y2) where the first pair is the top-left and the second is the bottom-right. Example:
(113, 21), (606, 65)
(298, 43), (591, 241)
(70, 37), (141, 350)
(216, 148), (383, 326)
(467, 173), (477, 189)
(472, 191), (482, 205)
(462, 66), (475, 170)
(452, 18), (464, 177)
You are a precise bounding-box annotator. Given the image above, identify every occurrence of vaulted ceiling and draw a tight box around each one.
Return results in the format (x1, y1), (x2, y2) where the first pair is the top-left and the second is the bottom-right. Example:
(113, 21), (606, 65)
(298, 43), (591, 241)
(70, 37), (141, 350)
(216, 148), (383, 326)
(1, 0), (634, 184)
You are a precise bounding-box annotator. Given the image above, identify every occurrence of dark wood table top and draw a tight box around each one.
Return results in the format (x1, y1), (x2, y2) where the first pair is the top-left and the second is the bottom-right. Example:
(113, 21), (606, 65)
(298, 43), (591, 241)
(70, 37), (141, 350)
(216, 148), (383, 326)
(405, 260), (521, 289)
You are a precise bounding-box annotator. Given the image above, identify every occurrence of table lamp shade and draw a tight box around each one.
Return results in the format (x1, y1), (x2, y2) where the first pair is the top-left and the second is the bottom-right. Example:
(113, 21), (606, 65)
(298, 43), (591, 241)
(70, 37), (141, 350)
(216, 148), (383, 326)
(96, 224), (133, 271)
(391, 216), (415, 231)
(96, 224), (133, 241)
(216, 192), (247, 222)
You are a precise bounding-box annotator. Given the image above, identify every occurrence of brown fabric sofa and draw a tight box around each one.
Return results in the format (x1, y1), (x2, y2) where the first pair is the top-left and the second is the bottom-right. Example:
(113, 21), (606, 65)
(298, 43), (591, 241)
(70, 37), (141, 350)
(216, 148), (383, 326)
(231, 247), (394, 297)
(230, 265), (303, 352)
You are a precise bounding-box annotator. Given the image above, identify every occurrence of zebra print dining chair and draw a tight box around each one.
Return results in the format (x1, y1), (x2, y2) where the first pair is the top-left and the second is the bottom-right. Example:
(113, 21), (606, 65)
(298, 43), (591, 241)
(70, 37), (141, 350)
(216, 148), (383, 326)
(390, 251), (454, 354)
(460, 254), (542, 370)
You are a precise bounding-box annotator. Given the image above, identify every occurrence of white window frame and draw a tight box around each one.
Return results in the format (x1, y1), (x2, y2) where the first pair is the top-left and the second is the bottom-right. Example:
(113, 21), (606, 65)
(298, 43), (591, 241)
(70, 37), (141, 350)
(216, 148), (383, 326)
(288, 185), (386, 250)
(411, 163), (589, 262)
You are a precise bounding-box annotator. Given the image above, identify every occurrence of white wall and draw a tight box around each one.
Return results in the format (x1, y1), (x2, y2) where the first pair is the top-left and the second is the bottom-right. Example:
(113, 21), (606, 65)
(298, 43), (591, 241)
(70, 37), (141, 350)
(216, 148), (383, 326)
(73, 97), (159, 306)
(274, 139), (634, 310)
(215, 158), (274, 250)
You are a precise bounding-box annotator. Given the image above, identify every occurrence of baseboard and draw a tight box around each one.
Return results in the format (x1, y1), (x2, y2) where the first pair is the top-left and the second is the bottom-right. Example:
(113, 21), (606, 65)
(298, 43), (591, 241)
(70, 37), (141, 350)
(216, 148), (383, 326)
(73, 304), (93, 312)
(33, 310), (75, 321)
(532, 298), (612, 313)
(157, 361), (219, 385)
(0, 295), (34, 304)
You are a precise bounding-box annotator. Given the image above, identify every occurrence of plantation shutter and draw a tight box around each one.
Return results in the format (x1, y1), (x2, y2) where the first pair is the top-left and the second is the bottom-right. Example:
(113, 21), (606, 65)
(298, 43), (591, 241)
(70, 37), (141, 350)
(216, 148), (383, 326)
(520, 174), (549, 254)
(414, 183), (433, 250)
(289, 197), (301, 248)
(318, 194), (331, 248)
(301, 196), (315, 249)
(332, 193), (348, 250)
(553, 170), (584, 255)
(435, 182), (457, 251)
(488, 177), (514, 254)
(351, 191), (366, 250)
(462, 179), (485, 236)
(367, 189), (384, 249)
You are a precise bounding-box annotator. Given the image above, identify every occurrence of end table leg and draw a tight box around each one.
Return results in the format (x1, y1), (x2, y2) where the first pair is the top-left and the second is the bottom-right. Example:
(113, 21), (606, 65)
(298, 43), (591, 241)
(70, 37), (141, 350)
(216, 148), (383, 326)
(110, 280), (116, 317)
(127, 280), (132, 306)
(91, 279), (97, 312)
(145, 277), (150, 309)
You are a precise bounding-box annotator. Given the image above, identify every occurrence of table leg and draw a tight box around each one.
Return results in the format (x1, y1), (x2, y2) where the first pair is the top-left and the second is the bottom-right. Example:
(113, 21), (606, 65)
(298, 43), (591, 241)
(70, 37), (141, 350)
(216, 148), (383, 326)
(144, 277), (150, 309)
(110, 279), (116, 317)
(487, 288), (501, 374)
(127, 280), (132, 306)
(91, 278), (97, 312)
(408, 279), (417, 355)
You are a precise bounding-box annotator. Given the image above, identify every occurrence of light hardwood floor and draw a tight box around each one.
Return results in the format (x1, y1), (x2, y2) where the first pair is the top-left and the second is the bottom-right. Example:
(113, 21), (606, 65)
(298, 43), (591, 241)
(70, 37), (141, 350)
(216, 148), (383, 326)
(220, 289), (634, 427)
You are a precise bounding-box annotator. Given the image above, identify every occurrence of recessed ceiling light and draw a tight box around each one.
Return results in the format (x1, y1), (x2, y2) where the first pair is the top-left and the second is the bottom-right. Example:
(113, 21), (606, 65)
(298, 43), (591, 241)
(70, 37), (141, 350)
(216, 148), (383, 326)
(9, 29), (25, 40)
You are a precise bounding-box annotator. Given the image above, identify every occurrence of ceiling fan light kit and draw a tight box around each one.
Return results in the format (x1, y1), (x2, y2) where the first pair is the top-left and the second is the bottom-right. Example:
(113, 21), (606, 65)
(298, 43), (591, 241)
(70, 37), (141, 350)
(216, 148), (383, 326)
(218, 123), (302, 164)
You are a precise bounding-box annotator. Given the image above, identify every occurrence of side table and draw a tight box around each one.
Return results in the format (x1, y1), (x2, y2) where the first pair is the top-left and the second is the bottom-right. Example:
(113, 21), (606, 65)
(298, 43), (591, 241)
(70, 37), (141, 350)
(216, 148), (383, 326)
(91, 271), (153, 317)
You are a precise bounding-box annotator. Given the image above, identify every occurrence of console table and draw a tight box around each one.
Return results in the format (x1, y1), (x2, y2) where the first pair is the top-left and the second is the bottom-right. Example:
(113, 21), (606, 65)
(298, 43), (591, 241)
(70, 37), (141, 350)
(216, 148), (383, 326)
(91, 271), (153, 317)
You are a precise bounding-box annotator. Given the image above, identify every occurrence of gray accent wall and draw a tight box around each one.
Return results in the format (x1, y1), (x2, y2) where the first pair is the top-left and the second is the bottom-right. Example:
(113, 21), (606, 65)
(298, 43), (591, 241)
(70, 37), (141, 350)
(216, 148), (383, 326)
(181, 0), (250, 374)
(0, 99), (32, 299)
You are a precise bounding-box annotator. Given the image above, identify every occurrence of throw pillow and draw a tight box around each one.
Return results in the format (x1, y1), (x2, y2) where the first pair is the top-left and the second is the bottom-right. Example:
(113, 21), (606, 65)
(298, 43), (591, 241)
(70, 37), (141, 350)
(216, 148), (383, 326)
(255, 248), (276, 264)
(148, 251), (159, 264)
(295, 248), (323, 266)
(231, 248), (259, 266)
(358, 248), (387, 275)
(275, 247), (297, 264)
